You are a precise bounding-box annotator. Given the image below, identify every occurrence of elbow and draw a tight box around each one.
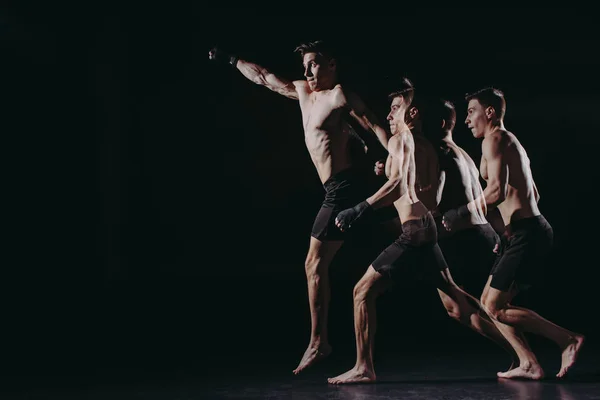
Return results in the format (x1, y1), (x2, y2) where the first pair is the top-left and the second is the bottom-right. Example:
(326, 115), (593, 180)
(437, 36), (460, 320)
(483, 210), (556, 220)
(488, 186), (505, 206)
(252, 75), (267, 85)
(483, 181), (504, 207)
(388, 177), (401, 190)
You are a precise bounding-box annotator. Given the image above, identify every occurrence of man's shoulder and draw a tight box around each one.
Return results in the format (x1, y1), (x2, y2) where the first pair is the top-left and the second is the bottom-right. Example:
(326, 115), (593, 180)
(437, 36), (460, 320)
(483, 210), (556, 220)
(489, 128), (511, 141)
(293, 80), (309, 89)
(483, 129), (509, 146)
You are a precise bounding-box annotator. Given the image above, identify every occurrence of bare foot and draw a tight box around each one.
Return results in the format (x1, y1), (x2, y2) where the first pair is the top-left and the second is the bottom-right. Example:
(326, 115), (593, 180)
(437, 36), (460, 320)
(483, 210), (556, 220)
(497, 362), (544, 380)
(292, 343), (332, 375)
(557, 334), (585, 378)
(327, 367), (376, 385)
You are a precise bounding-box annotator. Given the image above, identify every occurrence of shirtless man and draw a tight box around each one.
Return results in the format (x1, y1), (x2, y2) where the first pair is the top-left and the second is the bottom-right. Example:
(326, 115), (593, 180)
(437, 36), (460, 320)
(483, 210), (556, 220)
(208, 41), (391, 374)
(443, 87), (585, 379)
(432, 99), (500, 298)
(374, 94), (439, 213)
(327, 82), (514, 385)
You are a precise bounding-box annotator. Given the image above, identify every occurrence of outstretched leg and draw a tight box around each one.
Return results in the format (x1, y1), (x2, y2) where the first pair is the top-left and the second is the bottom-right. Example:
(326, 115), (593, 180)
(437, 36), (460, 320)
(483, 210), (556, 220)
(293, 237), (343, 374)
(436, 268), (518, 367)
(481, 277), (584, 379)
(328, 266), (391, 384)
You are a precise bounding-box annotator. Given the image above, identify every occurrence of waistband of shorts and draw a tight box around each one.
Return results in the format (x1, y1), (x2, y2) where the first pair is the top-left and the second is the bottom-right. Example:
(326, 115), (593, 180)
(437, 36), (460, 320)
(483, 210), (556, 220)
(323, 167), (358, 189)
(506, 214), (548, 234)
(401, 211), (433, 228)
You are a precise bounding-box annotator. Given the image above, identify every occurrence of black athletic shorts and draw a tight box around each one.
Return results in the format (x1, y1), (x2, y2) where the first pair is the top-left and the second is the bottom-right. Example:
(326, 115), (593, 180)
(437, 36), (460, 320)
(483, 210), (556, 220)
(490, 215), (553, 292)
(372, 212), (449, 285)
(311, 167), (397, 241)
(438, 222), (500, 296)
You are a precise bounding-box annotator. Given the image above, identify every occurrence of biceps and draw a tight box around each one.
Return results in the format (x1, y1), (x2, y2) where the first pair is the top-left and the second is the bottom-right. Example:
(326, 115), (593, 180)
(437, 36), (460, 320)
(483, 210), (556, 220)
(486, 158), (507, 187)
(265, 75), (298, 99)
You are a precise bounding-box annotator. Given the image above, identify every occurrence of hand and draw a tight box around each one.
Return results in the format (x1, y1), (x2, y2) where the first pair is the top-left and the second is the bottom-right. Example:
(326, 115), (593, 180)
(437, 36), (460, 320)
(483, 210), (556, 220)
(335, 201), (372, 232)
(441, 204), (470, 231)
(374, 159), (385, 176)
(208, 47), (238, 67)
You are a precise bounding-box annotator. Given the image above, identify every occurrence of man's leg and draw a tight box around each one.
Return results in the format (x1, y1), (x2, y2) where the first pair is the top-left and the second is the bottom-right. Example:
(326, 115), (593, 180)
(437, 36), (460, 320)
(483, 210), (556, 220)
(293, 237), (343, 374)
(436, 268), (518, 366)
(479, 276), (544, 379)
(481, 277), (585, 378)
(328, 266), (391, 384)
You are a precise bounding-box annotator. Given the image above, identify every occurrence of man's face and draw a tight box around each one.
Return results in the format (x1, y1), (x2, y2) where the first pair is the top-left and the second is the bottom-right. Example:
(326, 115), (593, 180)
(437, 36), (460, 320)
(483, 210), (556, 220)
(303, 52), (332, 91)
(387, 96), (404, 135)
(465, 99), (487, 138)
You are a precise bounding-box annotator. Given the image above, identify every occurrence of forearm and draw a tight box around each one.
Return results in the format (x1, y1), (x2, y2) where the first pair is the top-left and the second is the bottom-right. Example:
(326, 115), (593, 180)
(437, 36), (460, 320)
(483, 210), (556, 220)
(371, 125), (391, 151)
(366, 178), (401, 209)
(234, 59), (298, 99)
(469, 184), (503, 215)
(235, 59), (272, 86)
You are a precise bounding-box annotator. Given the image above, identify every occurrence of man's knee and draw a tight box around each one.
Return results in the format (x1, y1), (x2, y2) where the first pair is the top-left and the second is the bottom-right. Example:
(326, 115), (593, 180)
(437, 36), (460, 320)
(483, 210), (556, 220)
(445, 303), (462, 322)
(443, 296), (474, 325)
(353, 281), (369, 305)
(304, 252), (321, 273)
(481, 296), (506, 322)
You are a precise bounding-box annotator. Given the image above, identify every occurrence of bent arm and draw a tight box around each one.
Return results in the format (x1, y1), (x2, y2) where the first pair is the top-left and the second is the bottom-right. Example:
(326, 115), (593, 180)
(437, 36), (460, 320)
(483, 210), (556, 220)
(366, 137), (404, 208)
(346, 91), (391, 150)
(470, 134), (507, 213)
(235, 59), (300, 100)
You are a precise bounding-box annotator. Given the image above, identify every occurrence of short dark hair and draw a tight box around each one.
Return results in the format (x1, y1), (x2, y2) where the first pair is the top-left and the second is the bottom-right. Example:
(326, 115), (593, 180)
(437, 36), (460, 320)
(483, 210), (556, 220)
(294, 40), (335, 61)
(465, 87), (506, 120)
(439, 99), (456, 132)
(388, 77), (415, 107)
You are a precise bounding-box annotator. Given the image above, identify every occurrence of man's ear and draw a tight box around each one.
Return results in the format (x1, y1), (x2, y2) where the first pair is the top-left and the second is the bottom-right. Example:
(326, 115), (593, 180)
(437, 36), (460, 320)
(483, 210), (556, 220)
(441, 119), (446, 129)
(409, 106), (419, 118)
(328, 58), (337, 72)
(485, 106), (496, 120)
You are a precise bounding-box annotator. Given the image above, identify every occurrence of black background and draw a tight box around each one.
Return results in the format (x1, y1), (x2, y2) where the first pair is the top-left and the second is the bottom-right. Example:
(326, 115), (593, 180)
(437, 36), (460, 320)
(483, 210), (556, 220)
(1, 5), (598, 384)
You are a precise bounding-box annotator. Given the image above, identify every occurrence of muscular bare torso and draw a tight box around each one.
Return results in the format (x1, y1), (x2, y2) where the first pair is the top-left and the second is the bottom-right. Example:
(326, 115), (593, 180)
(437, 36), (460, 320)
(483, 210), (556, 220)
(480, 130), (540, 225)
(297, 82), (353, 183)
(385, 131), (429, 222)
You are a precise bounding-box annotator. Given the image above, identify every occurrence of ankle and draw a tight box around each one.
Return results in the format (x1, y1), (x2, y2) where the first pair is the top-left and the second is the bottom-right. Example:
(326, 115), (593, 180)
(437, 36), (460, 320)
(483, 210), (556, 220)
(519, 359), (539, 370)
(354, 361), (374, 374)
(308, 339), (329, 349)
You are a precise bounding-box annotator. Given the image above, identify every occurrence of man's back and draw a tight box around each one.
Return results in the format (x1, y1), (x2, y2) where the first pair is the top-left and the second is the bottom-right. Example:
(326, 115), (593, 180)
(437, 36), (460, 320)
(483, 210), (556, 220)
(413, 134), (440, 213)
(438, 139), (487, 230)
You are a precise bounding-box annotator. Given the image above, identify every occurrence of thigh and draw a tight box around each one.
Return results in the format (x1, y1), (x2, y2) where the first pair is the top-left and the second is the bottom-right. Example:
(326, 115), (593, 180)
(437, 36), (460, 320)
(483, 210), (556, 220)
(306, 236), (344, 266)
(311, 205), (346, 242)
(370, 241), (420, 282)
(355, 265), (394, 298)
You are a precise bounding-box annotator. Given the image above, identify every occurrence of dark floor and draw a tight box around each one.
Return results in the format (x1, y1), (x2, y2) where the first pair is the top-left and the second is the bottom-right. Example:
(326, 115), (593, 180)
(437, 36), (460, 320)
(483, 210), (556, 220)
(1, 342), (597, 399)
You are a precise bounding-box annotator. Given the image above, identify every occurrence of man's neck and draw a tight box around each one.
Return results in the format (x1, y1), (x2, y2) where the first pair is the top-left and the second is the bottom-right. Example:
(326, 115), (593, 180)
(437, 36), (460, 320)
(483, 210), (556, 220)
(409, 121), (423, 135)
(393, 122), (410, 135)
(484, 121), (505, 137)
(442, 131), (453, 143)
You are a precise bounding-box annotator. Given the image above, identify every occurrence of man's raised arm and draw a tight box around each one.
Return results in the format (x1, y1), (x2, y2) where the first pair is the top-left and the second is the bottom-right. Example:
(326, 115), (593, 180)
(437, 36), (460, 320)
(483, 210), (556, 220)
(345, 91), (391, 151)
(209, 47), (300, 100)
